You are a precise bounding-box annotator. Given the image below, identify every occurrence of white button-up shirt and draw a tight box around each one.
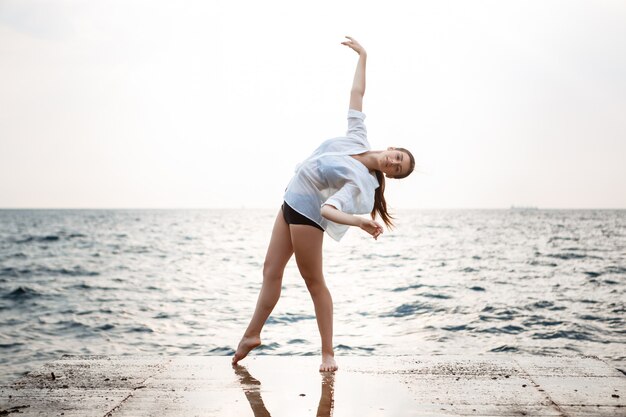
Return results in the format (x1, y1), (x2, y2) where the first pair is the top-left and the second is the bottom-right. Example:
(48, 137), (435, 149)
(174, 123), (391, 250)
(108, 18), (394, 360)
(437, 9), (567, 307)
(283, 109), (379, 241)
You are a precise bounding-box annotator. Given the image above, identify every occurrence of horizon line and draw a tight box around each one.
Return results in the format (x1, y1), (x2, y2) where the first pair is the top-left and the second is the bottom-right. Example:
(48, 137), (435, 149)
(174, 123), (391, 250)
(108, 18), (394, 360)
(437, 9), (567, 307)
(1, 207), (625, 211)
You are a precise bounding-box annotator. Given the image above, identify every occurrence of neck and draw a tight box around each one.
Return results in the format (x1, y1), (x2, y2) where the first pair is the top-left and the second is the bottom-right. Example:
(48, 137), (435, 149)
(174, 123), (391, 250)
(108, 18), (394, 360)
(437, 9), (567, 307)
(353, 151), (381, 171)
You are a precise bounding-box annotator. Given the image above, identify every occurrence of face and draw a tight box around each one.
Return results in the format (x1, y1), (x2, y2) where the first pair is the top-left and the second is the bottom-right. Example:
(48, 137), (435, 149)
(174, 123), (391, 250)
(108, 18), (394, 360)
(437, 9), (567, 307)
(379, 147), (411, 178)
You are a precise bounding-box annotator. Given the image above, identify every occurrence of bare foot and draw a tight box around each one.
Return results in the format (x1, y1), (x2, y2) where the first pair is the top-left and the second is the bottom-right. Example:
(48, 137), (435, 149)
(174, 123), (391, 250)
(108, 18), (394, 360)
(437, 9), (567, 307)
(232, 335), (261, 365)
(319, 353), (338, 372)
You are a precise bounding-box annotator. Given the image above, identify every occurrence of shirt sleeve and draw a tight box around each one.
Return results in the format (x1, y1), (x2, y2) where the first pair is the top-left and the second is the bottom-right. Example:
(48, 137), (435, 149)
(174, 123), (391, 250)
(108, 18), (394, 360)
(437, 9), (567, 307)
(322, 182), (360, 213)
(346, 109), (367, 142)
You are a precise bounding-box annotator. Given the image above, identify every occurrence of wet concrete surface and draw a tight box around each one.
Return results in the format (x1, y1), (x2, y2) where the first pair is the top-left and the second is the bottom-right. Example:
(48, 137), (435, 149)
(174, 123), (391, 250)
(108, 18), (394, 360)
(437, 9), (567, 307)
(0, 355), (624, 416)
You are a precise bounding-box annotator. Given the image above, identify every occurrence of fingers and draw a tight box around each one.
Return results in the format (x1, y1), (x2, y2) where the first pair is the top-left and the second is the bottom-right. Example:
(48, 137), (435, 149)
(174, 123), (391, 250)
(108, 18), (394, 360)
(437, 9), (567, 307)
(341, 37), (365, 56)
(360, 219), (383, 240)
(341, 36), (356, 46)
(369, 222), (383, 240)
(365, 227), (379, 239)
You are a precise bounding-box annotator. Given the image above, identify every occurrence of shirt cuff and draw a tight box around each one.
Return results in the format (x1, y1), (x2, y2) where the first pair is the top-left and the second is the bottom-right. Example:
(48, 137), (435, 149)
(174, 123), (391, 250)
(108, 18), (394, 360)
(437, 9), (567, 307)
(322, 199), (343, 212)
(348, 109), (366, 120)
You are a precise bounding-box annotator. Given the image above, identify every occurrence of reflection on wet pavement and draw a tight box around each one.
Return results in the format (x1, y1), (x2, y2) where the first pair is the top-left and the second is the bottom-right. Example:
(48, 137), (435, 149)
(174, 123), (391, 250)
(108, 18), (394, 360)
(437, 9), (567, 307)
(235, 365), (335, 417)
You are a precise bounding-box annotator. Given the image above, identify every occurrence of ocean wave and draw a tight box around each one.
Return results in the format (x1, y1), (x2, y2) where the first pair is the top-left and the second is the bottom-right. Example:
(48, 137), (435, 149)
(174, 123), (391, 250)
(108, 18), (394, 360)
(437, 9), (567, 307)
(420, 292), (452, 299)
(526, 300), (566, 311)
(380, 301), (438, 318)
(548, 236), (580, 243)
(527, 259), (558, 267)
(16, 235), (60, 243)
(55, 320), (91, 331)
(335, 344), (375, 353)
(391, 284), (423, 292)
(545, 252), (590, 260)
(362, 253), (402, 259)
(0, 267), (21, 277)
(0, 342), (25, 349)
(10, 232), (88, 244)
(266, 313), (315, 325)
(532, 329), (594, 341)
(521, 316), (563, 327)
(287, 338), (308, 344)
(578, 314), (623, 324)
(489, 345), (519, 353)
(605, 266), (626, 274)
(478, 325), (525, 335)
(479, 306), (521, 321)
(441, 324), (472, 332)
(208, 346), (234, 355)
(2, 286), (41, 301)
(256, 342), (280, 351)
(0, 265), (99, 278)
(66, 282), (113, 291)
(129, 325), (154, 333)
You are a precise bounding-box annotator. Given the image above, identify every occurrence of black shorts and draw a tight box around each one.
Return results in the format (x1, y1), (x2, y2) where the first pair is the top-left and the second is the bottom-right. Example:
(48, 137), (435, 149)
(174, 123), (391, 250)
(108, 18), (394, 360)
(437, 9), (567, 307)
(281, 202), (324, 231)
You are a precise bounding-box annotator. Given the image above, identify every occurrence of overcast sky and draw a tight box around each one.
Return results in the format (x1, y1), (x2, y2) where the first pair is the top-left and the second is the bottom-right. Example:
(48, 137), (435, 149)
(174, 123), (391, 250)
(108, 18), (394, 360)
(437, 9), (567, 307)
(1, 0), (625, 209)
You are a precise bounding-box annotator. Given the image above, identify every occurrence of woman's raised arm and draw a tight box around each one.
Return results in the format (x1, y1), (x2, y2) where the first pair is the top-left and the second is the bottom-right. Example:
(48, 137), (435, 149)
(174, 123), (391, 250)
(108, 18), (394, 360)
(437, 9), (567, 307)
(341, 36), (367, 112)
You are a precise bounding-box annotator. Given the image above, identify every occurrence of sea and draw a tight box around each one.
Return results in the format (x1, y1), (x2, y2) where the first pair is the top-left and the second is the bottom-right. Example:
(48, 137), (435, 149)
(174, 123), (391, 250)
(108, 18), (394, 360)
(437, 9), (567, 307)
(0, 209), (624, 384)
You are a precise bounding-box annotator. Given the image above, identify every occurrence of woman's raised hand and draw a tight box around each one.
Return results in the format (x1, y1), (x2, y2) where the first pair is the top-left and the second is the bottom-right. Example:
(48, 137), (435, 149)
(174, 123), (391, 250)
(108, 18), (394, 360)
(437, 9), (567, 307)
(359, 218), (384, 240)
(341, 36), (366, 56)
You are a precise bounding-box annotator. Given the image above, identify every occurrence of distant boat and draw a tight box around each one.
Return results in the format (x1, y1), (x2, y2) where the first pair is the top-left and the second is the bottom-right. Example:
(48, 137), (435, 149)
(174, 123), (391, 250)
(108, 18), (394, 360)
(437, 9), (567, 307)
(510, 205), (539, 210)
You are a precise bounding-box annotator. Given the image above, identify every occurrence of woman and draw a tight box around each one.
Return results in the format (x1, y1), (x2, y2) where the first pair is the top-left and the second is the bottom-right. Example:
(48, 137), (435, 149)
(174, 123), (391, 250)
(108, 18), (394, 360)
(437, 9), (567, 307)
(232, 36), (415, 372)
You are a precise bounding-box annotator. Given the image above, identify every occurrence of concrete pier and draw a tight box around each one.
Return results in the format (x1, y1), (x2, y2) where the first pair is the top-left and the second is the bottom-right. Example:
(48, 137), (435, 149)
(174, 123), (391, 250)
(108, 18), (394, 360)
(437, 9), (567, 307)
(1, 355), (624, 416)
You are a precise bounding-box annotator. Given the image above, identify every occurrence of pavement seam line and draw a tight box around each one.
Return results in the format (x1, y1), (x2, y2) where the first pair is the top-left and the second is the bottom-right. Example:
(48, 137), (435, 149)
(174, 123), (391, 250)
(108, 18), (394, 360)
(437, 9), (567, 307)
(513, 357), (569, 417)
(102, 358), (172, 417)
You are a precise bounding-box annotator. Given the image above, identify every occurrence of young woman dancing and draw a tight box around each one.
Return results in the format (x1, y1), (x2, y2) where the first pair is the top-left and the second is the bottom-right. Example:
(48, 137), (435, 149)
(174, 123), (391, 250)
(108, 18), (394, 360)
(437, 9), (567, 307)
(232, 36), (415, 372)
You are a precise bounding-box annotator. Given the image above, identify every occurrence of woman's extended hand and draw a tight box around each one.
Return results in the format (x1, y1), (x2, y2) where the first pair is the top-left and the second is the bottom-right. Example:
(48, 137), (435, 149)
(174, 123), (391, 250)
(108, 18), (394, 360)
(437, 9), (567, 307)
(341, 36), (366, 56)
(359, 218), (383, 240)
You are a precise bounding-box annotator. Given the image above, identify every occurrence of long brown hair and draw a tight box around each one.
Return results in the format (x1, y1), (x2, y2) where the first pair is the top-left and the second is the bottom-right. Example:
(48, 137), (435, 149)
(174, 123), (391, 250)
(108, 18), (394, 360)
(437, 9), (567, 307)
(372, 170), (394, 228)
(371, 147), (416, 229)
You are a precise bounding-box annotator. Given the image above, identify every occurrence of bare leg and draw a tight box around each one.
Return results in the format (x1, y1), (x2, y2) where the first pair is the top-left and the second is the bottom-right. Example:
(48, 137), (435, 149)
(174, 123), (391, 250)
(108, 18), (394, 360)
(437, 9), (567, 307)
(232, 210), (293, 365)
(290, 224), (337, 372)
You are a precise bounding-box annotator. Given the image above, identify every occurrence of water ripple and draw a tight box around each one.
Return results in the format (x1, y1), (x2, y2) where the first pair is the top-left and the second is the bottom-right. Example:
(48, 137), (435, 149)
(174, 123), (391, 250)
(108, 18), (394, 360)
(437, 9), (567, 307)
(0, 208), (624, 385)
